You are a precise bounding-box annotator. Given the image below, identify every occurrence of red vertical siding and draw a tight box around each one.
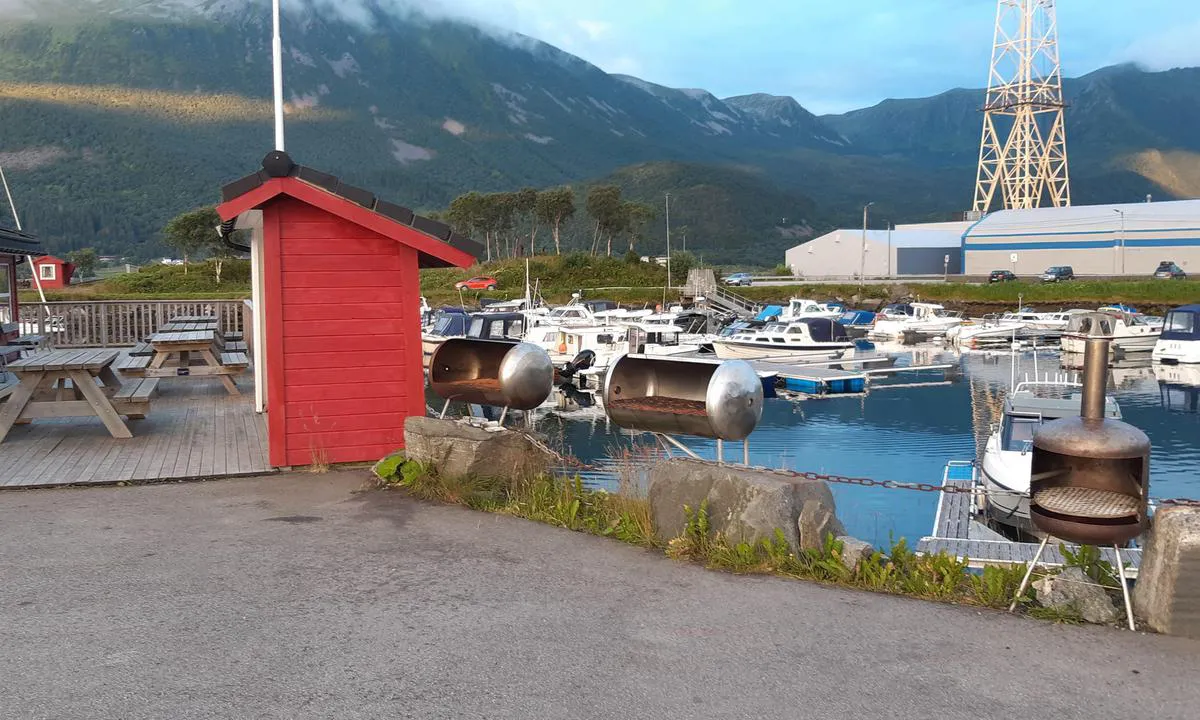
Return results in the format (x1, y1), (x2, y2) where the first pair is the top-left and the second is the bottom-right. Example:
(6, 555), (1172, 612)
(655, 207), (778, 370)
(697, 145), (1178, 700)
(265, 197), (425, 467)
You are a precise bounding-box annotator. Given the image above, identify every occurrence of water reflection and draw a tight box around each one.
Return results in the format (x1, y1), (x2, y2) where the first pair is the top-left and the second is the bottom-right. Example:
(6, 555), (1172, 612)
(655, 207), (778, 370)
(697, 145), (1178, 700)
(432, 348), (1200, 549)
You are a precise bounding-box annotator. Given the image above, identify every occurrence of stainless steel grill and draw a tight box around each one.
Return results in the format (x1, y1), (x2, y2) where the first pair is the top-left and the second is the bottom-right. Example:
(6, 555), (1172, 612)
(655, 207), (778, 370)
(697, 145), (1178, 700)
(429, 339), (553, 412)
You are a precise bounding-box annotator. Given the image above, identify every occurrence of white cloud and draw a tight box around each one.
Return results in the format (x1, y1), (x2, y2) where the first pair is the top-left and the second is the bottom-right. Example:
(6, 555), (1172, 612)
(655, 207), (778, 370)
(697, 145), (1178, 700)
(1118, 19), (1200, 70)
(576, 19), (611, 40)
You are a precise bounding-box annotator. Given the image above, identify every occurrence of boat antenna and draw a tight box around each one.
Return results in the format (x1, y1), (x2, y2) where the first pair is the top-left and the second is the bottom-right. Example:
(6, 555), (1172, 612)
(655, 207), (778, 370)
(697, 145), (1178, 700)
(272, 0), (286, 152)
(0, 164), (47, 306)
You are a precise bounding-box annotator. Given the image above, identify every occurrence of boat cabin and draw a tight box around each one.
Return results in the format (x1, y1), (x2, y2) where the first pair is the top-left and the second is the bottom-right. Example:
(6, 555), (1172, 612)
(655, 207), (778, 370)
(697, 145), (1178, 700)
(546, 304), (594, 324)
(626, 322), (684, 353)
(1001, 391), (1121, 453)
(427, 307), (470, 338)
(784, 298), (839, 319)
(1064, 312), (1117, 338)
(1161, 306), (1200, 343)
(468, 311), (526, 341)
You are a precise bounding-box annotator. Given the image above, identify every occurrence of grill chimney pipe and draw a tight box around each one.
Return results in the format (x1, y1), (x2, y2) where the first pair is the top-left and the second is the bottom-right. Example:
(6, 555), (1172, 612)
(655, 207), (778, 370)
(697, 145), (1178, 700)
(1080, 337), (1109, 421)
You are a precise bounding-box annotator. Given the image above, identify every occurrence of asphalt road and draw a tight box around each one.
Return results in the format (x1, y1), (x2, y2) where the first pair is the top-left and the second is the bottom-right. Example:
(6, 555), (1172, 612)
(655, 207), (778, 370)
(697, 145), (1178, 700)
(3, 471), (1197, 719)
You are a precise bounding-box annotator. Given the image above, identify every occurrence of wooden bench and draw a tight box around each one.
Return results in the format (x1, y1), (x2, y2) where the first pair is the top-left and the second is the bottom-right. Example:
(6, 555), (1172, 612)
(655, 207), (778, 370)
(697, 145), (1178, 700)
(112, 378), (159, 419)
(115, 355), (152, 376)
(130, 342), (155, 357)
(0, 377), (16, 402)
(224, 332), (244, 342)
(220, 352), (250, 368)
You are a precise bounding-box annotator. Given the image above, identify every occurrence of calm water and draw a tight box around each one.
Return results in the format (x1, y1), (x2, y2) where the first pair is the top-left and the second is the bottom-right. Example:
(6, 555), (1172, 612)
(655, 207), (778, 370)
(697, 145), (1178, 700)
(520, 348), (1200, 548)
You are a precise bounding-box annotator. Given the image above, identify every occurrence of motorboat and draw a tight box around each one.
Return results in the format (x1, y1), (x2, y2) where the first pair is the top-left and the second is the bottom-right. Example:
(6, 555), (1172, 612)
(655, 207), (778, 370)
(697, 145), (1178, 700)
(1060, 310), (1160, 354)
(1152, 305), (1200, 365)
(980, 379), (1122, 535)
(781, 298), (843, 321)
(1100, 304), (1163, 330)
(467, 312), (528, 342)
(867, 302), (963, 341)
(712, 318), (856, 360)
(838, 310), (876, 339)
(947, 314), (1026, 348)
(998, 308), (1077, 333)
(421, 307), (470, 366)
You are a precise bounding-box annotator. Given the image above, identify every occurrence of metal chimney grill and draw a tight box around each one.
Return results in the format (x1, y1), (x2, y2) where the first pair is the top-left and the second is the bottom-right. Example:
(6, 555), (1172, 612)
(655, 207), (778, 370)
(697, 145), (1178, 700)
(1010, 337), (1150, 630)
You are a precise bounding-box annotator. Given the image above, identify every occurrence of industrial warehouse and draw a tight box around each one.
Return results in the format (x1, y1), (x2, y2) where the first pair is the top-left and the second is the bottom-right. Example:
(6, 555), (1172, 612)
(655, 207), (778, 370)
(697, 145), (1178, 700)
(785, 199), (1200, 279)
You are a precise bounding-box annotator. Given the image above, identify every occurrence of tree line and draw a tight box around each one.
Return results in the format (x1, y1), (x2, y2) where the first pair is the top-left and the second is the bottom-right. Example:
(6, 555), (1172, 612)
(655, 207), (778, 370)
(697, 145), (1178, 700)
(442, 185), (657, 260)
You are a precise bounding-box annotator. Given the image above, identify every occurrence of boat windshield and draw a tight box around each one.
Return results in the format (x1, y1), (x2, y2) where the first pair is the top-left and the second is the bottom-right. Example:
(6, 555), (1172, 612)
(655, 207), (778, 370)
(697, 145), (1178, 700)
(1002, 414), (1041, 452)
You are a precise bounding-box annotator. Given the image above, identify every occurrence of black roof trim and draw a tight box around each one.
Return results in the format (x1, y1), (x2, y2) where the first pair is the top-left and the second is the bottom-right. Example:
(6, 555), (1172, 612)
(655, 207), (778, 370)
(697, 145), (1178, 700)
(219, 151), (483, 262)
(0, 226), (43, 258)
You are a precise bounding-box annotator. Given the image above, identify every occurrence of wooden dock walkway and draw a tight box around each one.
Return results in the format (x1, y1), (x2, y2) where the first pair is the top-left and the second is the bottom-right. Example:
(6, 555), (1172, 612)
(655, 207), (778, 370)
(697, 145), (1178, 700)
(917, 463), (1142, 573)
(0, 376), (273, 489)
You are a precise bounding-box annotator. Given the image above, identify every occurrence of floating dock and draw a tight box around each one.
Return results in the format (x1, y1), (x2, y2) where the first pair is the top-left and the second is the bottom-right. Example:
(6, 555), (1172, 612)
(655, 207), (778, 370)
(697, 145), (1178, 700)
(750, 357), (954, 396)
(917, 462), (1142, 575)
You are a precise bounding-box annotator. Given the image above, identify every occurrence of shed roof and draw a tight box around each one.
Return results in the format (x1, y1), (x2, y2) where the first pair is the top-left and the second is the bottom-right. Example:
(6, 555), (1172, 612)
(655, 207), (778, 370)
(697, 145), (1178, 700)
(965, 199), (1200, 238)
(217, 151), (481, 269)
(0, 226), (43, 259)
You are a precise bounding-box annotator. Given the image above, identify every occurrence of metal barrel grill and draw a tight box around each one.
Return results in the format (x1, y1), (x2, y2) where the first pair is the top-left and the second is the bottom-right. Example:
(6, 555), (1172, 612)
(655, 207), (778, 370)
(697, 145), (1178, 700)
(429, 339), (554, 415)
(1029, 337), (1150, 546)
(1011, 337), (1150, 630)
(603, 355), (763, 462)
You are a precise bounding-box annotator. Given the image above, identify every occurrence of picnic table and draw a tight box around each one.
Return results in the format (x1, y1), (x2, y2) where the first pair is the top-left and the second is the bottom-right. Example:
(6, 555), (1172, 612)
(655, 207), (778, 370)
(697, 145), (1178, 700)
(0, 349), (157, 442)
(117, 326), (248, 396)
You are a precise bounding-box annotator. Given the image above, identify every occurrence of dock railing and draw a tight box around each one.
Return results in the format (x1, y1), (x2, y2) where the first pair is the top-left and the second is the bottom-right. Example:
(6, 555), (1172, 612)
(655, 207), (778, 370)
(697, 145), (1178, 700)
(18, 300), (245, 348)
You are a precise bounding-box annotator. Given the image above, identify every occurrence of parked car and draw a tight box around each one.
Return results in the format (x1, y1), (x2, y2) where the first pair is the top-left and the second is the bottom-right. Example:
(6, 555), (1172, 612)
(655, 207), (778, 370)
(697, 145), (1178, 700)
(988, 269), (1017, 283)
(724, 272), (753, 287)
(1040, 266), (1074, 283)
(1154, 261), (1187, 280)
(455, 276), (498, 291)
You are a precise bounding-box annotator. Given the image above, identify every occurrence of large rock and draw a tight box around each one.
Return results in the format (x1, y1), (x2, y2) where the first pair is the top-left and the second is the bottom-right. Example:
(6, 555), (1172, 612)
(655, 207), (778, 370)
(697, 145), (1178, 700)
(1032, 567), (1119, 625)
(1134, 507), (1200, 638)
(402, 416), (556, 480)
(648, 459), (844, 551)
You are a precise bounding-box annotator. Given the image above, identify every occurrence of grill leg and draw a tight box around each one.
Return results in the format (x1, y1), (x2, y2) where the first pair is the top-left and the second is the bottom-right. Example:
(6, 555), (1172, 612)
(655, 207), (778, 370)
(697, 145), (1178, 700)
(439, 398), (451, 420)
(717, 439), (724, 465)
(743, 440), (750, 467)
(1114, 545), (1136, 631)
(499, 407), (509, 426)
(1009, 535), (1050, 613)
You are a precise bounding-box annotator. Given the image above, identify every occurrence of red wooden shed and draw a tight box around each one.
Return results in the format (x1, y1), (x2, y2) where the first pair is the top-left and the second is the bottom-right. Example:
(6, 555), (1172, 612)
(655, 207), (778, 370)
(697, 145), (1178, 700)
(217, 151), (480, 467)
(31, 255), (74, 290)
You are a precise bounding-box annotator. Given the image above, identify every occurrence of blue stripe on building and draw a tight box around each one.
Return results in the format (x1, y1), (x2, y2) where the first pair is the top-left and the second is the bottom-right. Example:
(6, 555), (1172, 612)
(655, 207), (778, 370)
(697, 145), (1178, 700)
(965, 238), (1200, 251)
(967, 227), (1200, 239)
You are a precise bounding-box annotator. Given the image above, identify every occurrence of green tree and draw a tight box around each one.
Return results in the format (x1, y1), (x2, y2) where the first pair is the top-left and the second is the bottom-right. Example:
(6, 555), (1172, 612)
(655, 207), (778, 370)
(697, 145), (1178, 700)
(66, 247), (98, 279)
(585, 185), (624, 256)
(622, 202), (656, 253)
(514, 187), (538, 256)
(162, 207), (219, 274)
(535, 187), (576, 255)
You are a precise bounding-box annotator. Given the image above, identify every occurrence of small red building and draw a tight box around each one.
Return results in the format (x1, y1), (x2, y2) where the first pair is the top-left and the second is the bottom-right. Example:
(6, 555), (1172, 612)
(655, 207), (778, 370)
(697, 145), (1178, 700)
(31, 255), (74, 290)
(217, 151), (479, 467)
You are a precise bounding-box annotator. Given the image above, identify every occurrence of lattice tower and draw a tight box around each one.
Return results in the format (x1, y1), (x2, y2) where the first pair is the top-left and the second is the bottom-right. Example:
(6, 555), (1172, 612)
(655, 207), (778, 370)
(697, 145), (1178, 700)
(973, 0), (1071, 213)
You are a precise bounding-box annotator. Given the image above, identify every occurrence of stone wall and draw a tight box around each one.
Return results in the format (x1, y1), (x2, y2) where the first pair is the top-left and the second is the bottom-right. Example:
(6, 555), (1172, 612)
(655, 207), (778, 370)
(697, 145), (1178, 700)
(648, 459), (845, 552)
(1134, 507), (1200, 638)
(403, 416), (556, 480)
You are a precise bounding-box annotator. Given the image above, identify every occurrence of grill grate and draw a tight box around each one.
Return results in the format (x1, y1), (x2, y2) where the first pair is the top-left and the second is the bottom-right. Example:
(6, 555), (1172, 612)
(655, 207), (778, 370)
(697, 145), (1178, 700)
(1033, 486), (1140, 519)
(438, 378), (501, 393)
(609, 397), (708, 418)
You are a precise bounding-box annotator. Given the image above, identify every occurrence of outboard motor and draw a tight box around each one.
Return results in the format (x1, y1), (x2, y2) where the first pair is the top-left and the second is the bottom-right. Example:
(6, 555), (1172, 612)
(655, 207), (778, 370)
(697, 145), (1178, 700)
(560, 349), (597, 388)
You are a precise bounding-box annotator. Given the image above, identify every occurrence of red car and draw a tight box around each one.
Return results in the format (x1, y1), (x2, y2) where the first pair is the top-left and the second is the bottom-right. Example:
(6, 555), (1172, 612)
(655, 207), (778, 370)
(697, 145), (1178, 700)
(455, 276), (498, 291)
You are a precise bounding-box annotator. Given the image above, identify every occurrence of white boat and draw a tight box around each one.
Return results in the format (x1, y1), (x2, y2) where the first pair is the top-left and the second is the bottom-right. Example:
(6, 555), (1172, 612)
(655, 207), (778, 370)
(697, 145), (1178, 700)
(868, 302), (963, 341)
(712, 318), (855, 360)
(999, 309), (1077, 332)
(1152, 305), (1200, 364)
(980, 379), (1122, 534)
(781, 298), (843, 321)
(947, 315), (1026, 348)
(1060, 310), (1160, 354)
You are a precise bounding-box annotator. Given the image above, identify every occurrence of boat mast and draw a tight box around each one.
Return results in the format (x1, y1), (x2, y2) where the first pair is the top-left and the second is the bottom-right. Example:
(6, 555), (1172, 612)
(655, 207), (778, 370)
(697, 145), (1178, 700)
(0, 164), (47, 307)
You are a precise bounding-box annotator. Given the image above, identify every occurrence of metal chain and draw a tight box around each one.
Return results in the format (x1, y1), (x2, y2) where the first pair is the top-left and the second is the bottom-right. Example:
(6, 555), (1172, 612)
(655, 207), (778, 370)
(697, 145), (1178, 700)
(518, 429), (1200, 506)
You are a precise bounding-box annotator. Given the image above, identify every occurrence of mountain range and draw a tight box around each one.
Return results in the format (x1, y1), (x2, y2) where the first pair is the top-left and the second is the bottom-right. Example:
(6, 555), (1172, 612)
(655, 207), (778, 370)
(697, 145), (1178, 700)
(0, 0), (1196, 263)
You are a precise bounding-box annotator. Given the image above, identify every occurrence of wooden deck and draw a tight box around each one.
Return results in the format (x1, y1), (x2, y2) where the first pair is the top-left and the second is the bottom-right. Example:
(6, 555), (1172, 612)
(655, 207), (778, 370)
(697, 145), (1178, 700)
(0, 375), (272, 489)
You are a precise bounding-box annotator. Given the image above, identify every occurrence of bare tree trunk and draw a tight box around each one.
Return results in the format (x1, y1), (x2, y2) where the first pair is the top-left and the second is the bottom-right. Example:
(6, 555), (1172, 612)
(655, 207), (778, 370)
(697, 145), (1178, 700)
(606, 233), (612, 257)
(215, 258), (223, 285)
(530, 221), (538, 256)
(183, 252), (189, 275)
(591, 220), (601, 255)
(553, 219), (561, 255)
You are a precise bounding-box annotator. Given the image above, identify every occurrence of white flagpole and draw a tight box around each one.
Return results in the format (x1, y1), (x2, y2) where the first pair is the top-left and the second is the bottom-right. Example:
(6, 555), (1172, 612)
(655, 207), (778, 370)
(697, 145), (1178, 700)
(272, 0), (286, 151)
(0, 164), (47, 308)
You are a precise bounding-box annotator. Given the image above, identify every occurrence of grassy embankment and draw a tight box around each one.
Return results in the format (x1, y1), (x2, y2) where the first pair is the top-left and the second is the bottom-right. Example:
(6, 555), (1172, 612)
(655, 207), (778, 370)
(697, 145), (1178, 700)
(373, 454), (1119, 624)
(23, 255), (1200, 312)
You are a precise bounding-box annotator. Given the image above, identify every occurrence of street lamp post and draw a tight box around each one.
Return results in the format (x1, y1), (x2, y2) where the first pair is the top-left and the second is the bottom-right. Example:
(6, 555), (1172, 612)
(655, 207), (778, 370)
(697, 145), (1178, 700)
(1113, 209), (1126, 276)
(860, 202), (874, 281)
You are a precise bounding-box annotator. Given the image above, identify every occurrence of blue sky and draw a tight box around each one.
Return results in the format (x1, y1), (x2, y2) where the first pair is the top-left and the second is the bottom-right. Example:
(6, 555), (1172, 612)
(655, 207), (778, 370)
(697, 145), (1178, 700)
(423, 0), (1200, 114)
